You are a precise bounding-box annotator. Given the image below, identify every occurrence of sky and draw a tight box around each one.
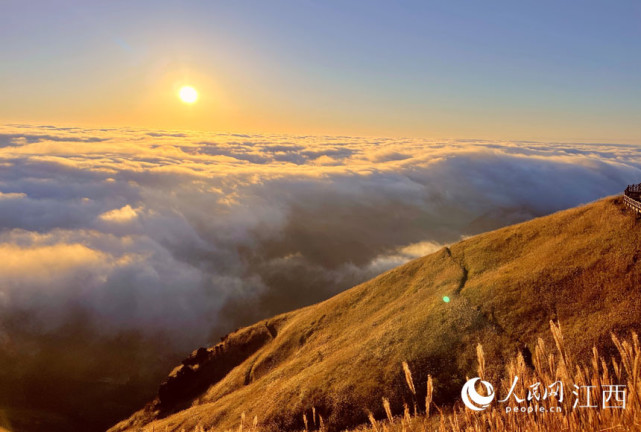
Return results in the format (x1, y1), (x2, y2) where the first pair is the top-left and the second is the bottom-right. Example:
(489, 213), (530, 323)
(1, 0), (640, 142)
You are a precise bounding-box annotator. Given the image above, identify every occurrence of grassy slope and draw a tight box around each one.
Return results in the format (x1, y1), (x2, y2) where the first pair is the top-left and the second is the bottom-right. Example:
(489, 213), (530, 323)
(111, 197), (641, 432)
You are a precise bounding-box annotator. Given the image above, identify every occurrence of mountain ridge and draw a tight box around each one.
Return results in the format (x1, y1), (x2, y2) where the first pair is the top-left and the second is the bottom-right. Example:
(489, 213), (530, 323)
(111, 196), (641, 432)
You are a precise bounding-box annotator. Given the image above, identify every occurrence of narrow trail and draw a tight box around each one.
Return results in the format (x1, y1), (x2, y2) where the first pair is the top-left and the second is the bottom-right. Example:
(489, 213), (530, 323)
(443, 246), (533, 365)
(444, 246), (504, 333)
(443, 246), (469, 295)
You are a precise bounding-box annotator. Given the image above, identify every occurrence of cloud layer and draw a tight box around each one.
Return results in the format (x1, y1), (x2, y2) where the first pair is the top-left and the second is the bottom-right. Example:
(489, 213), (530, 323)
(1, 124), (640, 341)
(0, 123), (640, 428)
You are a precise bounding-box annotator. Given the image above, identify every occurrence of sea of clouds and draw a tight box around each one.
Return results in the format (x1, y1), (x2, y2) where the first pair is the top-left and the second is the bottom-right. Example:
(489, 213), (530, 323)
(1, 124), (640, 428)
(1, 124), (640, 347)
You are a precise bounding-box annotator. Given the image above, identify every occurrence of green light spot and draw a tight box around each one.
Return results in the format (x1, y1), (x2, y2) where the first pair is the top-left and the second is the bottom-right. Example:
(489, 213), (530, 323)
(442, 296), (451, 303)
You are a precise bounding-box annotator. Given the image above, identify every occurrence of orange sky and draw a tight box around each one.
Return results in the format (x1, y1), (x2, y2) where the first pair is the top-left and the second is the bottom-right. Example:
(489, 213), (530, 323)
(2, 1), (640, 143)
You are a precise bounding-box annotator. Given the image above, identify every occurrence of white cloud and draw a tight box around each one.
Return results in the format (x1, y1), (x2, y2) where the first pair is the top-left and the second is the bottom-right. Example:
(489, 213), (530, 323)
(0, 191), (25, 200)
(99, 204), (140, 223)
(399, 240), (444, 258)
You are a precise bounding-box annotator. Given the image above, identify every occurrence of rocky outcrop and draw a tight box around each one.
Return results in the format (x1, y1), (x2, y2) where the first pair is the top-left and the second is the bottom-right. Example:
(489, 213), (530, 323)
(155, 321), (280, 416)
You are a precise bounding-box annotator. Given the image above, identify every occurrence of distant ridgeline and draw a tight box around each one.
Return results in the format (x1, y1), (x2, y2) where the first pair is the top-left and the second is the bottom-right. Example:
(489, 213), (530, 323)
(624, 183), (641, 216)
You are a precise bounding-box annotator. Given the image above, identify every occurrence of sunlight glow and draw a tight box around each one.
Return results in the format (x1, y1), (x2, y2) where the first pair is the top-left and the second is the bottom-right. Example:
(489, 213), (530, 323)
(179, 86), (198, 104)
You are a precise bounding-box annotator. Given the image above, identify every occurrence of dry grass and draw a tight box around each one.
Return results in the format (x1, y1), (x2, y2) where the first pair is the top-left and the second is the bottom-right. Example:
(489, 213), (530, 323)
(184, 321), (641, 432)
(354, 321), (641, 432)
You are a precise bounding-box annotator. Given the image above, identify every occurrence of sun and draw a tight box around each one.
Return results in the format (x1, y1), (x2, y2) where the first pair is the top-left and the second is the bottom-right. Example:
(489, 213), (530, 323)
(178, 86), (198, 104)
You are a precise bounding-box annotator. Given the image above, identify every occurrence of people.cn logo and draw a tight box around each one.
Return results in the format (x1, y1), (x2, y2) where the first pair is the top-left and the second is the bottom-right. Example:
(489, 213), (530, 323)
(461, 377), (495, 411)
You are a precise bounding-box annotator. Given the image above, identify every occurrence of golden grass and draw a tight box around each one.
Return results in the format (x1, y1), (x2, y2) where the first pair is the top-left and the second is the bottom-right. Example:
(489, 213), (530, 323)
(184, 320), (641, 432)
(358, 322), (641, 432)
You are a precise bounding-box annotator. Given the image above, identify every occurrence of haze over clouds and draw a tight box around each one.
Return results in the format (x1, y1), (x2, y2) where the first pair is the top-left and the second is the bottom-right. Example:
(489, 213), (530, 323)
(1, 124), (640, 344)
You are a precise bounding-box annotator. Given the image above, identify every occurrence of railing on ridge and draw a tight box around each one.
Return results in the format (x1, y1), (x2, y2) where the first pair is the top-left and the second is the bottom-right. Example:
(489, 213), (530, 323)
(623, 184), (641, 215)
